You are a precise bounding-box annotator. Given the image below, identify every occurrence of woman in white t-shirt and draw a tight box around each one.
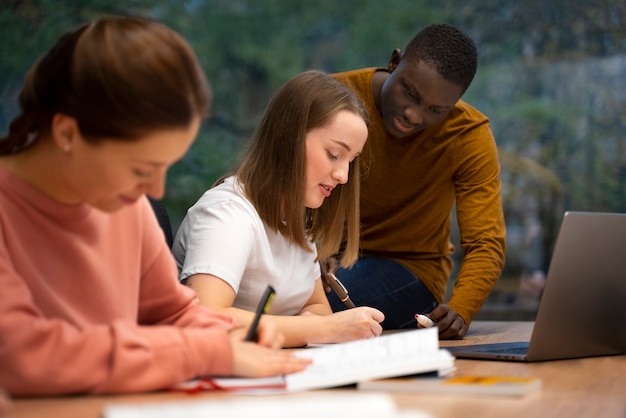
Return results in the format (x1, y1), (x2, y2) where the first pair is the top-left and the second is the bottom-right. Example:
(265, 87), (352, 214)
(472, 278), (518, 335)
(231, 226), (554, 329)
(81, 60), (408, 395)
(173, 70), (384, 347)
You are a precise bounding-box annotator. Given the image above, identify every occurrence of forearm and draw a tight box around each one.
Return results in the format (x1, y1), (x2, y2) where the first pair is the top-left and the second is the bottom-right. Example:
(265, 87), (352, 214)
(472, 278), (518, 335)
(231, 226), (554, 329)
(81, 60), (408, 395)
(217, 306), (331, 348)
(298, 302), (333, 316)
(0, 316), (232, 396)
(448, 254), (503, 324)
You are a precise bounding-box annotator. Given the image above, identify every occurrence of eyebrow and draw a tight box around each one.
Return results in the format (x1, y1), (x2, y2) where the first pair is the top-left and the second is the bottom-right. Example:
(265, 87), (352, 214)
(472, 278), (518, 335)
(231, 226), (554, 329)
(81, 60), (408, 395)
(331, 139), (352, 152)
(405, 81), (453, 110)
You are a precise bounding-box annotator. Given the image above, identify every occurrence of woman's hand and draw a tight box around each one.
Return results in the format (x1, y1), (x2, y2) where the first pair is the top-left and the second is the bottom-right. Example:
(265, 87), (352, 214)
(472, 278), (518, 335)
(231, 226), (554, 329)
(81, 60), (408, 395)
(309, 307), (385, 344)
(228, 322), (311, 377)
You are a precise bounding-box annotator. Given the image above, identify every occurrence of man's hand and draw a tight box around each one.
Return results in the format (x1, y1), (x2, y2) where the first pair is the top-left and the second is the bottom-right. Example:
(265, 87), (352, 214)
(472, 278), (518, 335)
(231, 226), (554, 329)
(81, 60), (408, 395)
(428, 304), (468, 340)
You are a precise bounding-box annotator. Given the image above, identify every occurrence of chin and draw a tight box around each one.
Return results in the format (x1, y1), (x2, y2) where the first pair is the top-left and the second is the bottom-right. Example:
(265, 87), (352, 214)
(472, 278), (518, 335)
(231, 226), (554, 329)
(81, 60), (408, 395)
(93, 201), (125, 213)
(305, 199), (324, 209)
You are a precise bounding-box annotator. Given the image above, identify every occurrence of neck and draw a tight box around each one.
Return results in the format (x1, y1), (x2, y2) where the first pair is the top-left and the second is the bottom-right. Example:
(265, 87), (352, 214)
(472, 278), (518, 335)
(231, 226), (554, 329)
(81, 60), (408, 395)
(0, 140), (80, 204)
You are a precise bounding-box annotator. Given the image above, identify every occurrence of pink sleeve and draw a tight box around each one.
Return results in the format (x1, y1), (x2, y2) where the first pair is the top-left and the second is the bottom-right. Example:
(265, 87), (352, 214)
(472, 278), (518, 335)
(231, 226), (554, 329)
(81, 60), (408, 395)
(0, 296), (233, 395)
(0, 200), (236, 396)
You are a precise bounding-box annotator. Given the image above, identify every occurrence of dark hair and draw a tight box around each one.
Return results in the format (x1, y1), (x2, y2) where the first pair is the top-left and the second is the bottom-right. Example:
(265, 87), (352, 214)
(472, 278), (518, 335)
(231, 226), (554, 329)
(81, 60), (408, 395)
(404, 24), (477, 92)
(0, 16), (211, 154)
(233, 70), (369, 266)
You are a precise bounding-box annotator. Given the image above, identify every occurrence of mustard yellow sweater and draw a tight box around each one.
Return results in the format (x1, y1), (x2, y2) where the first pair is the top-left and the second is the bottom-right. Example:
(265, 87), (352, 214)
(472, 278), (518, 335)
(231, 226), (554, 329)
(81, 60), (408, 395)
(333, 68), (506, 325)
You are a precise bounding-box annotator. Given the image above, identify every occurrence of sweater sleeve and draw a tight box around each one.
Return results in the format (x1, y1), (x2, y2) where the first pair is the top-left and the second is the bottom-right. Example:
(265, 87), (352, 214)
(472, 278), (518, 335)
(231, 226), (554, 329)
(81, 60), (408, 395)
(0, 199), (236, 396)
(447, 118), (506, 325)
(0, 287), (233, 396)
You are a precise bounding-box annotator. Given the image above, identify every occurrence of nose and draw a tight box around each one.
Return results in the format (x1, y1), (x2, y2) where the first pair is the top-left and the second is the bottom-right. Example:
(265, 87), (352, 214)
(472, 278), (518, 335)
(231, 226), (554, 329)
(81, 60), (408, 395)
(332, 163), (349, 185)
(403, 105), (425, 126)
(145, 170), (167, 200)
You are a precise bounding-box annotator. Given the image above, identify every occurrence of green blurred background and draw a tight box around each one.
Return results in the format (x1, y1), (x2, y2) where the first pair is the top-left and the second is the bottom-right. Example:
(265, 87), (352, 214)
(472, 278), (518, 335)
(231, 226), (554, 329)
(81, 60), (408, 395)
(2, 0), (625, 318)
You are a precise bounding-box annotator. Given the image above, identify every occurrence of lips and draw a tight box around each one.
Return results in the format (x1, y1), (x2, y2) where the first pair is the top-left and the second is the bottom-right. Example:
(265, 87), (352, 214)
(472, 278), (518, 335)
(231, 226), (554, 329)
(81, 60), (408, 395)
(319, 184), (334, 198)
(393, 115), (415, 134)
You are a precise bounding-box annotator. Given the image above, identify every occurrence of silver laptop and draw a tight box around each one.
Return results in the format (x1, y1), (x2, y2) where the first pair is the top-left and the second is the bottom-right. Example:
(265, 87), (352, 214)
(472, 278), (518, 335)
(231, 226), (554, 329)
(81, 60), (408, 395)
(446, 211), (626, 362)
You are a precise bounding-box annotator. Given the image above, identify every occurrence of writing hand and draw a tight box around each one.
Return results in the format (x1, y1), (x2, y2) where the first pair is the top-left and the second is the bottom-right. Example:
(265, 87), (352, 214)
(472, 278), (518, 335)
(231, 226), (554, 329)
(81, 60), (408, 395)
(307, 307), (385, 344)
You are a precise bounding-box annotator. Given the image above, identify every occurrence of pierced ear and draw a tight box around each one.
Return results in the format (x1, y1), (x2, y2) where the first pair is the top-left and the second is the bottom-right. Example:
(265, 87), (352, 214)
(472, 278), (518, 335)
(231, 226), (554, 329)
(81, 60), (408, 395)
(388, 48), (402, 72)
(50, 114), (79, 152)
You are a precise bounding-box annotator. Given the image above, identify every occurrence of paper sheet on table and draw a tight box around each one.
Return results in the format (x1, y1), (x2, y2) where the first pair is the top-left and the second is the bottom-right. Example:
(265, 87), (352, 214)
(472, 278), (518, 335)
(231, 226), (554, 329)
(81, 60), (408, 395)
(103, 392), (433, 418)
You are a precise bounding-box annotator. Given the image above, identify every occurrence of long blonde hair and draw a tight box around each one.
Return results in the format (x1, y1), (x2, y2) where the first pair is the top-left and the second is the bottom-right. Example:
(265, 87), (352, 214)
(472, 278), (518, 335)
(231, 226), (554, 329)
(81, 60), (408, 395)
(230, 70), (369, 267)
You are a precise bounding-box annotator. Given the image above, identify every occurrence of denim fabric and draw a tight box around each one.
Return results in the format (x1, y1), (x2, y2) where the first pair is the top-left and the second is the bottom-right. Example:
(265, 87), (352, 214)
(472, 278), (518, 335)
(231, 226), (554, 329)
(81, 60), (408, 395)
(327, 257), (438, 329)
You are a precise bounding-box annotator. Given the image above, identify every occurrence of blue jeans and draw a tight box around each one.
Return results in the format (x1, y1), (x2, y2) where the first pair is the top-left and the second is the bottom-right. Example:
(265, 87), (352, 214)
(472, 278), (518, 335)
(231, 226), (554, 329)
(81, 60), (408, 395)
(326, 257), (438, 329)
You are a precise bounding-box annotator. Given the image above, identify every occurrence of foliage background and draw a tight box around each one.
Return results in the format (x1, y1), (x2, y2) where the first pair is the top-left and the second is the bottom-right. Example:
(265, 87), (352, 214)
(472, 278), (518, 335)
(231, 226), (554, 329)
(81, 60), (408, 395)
(2, 0), (625, 314)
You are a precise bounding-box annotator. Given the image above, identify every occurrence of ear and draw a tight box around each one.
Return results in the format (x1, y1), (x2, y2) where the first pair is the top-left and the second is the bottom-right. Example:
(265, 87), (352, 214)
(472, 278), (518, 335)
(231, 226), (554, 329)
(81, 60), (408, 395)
(387, 48), (402, 73)
(50, 114), (80, 152)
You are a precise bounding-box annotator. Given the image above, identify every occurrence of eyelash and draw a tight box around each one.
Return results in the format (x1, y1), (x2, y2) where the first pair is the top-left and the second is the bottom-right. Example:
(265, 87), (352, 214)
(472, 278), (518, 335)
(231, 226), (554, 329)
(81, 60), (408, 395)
(405, 88), (442, 114)
(327, 151), (339, 161)
(133, 169), (152, 178)
(429, 107), (442, 114)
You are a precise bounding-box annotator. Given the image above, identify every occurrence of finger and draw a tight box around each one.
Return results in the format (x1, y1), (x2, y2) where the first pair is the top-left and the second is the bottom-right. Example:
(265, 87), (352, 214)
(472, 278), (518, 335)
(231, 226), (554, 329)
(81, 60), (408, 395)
(255, 322), (282, 348)
(371, 322), (383, 337)
(438, 317), (464, 340)
(279, 356), (312, 374)
(428, 304), (449, 322)
(229, 326), (247, 341)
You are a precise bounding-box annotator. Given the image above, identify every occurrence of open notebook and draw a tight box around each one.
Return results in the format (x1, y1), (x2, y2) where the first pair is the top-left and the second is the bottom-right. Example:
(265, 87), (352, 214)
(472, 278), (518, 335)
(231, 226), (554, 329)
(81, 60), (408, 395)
(172, 327), (454, 393)
(446, 211), (626, 362)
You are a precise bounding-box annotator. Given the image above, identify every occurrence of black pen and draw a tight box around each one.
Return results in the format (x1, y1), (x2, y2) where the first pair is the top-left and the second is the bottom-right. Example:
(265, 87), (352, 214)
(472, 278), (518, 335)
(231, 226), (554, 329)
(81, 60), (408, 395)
(244, 285), (276, 341)
(326, 273), (356, 309)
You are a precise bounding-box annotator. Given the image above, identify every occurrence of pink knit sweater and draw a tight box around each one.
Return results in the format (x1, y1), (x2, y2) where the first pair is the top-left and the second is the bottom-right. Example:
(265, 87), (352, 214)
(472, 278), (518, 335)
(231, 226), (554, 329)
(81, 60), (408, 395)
(0, 167), (235, 396)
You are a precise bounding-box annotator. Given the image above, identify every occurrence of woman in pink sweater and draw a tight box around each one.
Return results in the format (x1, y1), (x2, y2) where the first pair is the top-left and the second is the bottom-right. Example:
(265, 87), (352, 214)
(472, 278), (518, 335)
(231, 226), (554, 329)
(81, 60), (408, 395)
(0, 16), (309, 397)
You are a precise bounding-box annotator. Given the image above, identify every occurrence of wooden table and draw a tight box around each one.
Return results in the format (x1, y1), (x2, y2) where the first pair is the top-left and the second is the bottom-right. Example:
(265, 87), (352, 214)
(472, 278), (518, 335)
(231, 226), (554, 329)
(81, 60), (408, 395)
(409, 321), (626, 417)
(3, 321), (625, 418)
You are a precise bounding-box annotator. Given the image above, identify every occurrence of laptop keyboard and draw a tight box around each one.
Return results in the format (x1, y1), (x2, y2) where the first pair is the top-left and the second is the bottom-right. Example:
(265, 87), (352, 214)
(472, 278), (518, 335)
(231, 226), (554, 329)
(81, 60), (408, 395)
(488, 346), (528, 355)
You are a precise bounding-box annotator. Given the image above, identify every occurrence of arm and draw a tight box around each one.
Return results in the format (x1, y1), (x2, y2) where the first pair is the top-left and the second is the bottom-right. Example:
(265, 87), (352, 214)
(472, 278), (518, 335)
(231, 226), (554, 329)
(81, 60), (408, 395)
(0, 264), (308, 396)
(0, 196), (237, 396)
(444, 124), (506, 337)
(0, 260), (233, 395)
(0, 198), (306, 396)
(186, 273), (384, 347)
(297, 278), (334, 316)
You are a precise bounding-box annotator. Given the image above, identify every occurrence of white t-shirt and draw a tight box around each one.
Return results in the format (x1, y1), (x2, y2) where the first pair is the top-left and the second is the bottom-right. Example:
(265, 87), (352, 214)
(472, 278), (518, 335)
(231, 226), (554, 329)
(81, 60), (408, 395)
(172, 176), (321, 315)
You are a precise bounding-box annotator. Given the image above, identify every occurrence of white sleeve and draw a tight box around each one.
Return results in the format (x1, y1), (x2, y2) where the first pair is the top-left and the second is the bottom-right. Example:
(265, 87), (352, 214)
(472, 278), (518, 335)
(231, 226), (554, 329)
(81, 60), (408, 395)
(173, 199), (258, 293)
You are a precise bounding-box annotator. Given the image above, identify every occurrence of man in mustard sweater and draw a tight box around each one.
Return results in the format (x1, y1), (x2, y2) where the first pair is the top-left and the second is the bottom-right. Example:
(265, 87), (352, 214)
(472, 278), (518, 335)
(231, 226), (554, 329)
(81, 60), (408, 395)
(326, 24), (506, 339)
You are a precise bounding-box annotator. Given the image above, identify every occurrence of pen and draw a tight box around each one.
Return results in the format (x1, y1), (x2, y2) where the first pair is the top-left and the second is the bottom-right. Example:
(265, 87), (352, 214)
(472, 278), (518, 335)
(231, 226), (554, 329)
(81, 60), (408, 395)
(326, 273), (356, 309)
(415, 314), (435, 328)
(245, 285), (276, 341)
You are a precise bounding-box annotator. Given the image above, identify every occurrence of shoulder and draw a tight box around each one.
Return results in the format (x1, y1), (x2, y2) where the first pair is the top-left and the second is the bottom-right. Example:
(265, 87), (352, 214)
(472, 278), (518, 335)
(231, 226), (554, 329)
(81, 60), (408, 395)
(332, 67), (378, 93)
(181, 177), (263, 233)
(190, 177), (256, 217)
(448, 100), (490, 126)
(431, 99), (494, 146)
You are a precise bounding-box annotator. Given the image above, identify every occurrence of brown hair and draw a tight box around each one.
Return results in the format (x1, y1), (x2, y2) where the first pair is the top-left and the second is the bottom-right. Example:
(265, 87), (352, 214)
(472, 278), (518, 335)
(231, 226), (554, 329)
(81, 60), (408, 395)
(231, 70), (369, 267)
(0, 16), (211, 154)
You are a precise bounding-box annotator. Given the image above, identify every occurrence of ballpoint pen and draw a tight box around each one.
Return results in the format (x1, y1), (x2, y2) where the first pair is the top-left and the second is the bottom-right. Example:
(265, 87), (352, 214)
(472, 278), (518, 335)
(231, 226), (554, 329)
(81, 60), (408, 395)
(326, 273), (356, 309)
(245, 285), (276, 341)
